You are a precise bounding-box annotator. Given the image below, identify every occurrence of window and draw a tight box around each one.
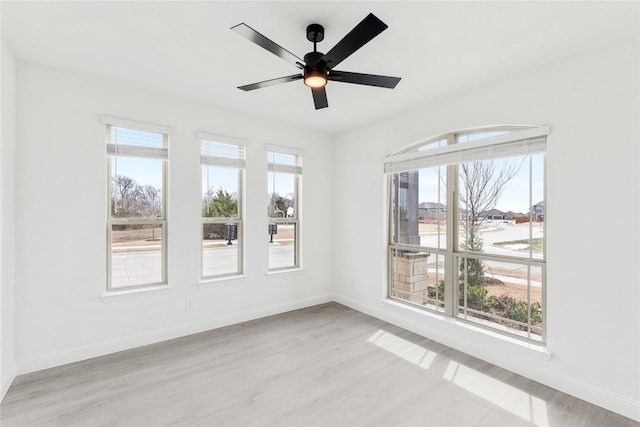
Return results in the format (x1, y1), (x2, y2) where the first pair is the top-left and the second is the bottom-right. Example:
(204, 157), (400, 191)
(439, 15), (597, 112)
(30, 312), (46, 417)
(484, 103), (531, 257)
(386, 126), (547, 342)
(104, 116), (170, 290)
(200, 133), (245, 279)
(267, 146), (302, 270)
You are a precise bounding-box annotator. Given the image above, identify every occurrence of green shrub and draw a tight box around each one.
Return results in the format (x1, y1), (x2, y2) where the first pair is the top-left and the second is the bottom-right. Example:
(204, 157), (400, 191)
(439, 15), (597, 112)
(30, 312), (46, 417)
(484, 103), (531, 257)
(437, 280), (445, 302)
(476, 294), (543, 331)
(466, 285), (488, 308)
(531, 302), (542, 324)
(504, 298), (529, 324)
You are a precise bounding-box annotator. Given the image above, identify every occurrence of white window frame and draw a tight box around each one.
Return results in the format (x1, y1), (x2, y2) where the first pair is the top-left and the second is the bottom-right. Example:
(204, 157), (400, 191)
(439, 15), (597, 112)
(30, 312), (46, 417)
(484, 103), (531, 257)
(385, 125), (548, 343)
(199, 132), (246, 280)
(267, 145), (302, 271)
(104, 116), (171, 291)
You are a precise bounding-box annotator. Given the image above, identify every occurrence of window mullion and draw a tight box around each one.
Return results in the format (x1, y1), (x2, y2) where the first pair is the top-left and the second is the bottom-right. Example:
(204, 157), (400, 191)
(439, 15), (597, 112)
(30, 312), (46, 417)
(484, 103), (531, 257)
(445, 165), (458, 317)
(444, 132), (458, 317)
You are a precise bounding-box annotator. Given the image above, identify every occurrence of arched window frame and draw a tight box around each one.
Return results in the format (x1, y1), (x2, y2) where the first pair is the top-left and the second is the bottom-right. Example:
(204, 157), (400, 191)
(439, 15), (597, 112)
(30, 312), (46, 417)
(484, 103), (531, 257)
(385, 125), (549, 343)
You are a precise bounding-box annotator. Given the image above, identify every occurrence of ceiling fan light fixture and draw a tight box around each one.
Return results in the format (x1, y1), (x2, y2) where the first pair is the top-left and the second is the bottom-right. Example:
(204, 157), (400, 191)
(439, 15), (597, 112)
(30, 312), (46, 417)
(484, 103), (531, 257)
(304, 69), (327, 88)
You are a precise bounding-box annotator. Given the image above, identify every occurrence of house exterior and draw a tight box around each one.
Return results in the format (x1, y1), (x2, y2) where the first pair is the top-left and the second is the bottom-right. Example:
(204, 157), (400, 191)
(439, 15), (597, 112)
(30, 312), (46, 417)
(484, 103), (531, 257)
(418, 202), (446, 221)
(481, 208), (505, 220)
(532, 201), (544, 222)
(504, 211), (527, 220)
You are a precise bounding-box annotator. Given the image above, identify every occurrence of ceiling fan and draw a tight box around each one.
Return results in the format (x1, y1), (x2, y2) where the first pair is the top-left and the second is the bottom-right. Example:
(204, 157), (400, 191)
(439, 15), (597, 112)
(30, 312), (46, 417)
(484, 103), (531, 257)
(231, 13), (401, 110)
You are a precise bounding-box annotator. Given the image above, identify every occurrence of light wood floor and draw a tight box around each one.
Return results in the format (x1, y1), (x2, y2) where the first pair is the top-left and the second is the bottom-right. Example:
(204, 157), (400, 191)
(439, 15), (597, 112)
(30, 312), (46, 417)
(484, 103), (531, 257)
(1, 302), (637, 426)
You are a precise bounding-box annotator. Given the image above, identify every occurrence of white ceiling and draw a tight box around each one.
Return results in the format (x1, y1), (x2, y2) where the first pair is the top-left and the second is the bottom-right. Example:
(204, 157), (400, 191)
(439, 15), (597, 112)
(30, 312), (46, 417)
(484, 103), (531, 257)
(2, 1), (638, 135)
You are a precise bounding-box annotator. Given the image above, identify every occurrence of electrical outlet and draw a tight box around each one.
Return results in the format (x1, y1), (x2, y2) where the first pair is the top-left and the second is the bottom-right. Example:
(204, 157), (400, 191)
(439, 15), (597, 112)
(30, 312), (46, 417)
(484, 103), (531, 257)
(185, 299), (193, 310)
(351, 281), (356, 290)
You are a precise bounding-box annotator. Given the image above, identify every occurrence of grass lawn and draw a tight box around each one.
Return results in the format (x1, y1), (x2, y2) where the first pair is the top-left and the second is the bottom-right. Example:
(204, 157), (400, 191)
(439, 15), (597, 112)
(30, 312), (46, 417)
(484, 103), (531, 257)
(494, 237), (543, 250)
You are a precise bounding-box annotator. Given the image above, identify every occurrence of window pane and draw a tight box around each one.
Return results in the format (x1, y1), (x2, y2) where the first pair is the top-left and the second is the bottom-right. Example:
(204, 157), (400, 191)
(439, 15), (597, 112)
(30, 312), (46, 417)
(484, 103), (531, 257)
(412, 138), (446, 152)
(531, 154), (545, 260)
(111, 157), (163, 218)
(202, 223), (239, 277)
(457, 256), (542, 341)
(391, 171), (419, 245)
(390, 248), (445, 312)
(111, 224), (163, 288)
(459, 156), (531, 257)
(202, 166), (239, 218)
(457, 131), (509, 144)
(392, 169), (446, 248)
(418, 167), (447, 249)
(268, 172), (295, 218)
(268, 222), (296, 269)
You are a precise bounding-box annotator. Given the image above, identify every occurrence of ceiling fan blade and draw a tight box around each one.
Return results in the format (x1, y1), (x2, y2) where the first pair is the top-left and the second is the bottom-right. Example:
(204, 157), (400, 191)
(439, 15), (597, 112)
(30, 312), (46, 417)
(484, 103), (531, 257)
(231, 23), (303, 68)
(238, 74), (303, 91)
(316, 13), (388, 70)
(311, 87), (328, 110)
(328, 70), (401, 88)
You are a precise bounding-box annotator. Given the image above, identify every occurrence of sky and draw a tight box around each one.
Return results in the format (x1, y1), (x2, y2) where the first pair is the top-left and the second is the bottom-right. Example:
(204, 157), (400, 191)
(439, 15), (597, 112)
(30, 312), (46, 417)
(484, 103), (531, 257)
(116, 156), (542, 214)
(113, 129), (543, 214)
(111, 157), (163, 190)
(419, 153), (544, 213)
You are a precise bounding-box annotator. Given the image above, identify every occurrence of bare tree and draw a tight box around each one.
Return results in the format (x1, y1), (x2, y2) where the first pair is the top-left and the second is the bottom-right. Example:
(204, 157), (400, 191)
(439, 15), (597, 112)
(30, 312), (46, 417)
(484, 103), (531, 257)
(111, 175), (137, 216)
(458, 159), (523, 290)
(140, 185), (162, 217)
(111, 175), (162, 218)
(203, 187), (216, 216)
(459, 159), (524, 250)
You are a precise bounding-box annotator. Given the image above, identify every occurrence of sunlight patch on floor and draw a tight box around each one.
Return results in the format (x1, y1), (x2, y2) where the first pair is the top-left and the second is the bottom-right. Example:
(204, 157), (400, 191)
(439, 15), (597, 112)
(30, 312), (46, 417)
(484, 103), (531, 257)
(368, 329), (436, 370)
(444, 360), (549, 425)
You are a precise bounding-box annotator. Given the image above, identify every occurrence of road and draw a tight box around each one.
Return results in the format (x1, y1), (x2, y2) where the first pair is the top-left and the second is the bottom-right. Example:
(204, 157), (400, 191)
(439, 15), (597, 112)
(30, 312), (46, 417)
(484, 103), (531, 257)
(417, 221), (544, 287)
(420, 221), (544, 259)
(111, 237), (295, 288)
(110, 222), (543, 288)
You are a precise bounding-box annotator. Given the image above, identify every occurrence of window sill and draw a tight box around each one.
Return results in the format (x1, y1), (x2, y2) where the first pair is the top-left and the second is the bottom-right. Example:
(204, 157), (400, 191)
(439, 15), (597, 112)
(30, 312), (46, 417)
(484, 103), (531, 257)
(381, 298), (552, 361)
(198, 274), (248, 288)
(266, 267), (304, 277)
(100, 284), (173, 303)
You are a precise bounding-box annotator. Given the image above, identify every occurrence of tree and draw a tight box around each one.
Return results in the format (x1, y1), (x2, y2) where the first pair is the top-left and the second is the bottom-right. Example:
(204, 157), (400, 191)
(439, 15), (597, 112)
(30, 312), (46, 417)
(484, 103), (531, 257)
(111, 175), (162, 218)
(203, 187), (238, 218)
(274, 195), (286, 213)
(268, 192), (294, 218)
(111, 175), (137, 216)
(458, 159), (523, 303)
(459, 159), (523, 247)
(140, 185), (162, 217)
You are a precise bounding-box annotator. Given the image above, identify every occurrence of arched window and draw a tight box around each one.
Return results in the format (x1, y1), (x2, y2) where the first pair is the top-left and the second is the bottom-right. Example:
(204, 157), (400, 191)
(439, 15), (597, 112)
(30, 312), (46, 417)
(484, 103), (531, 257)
(385, 125), (548, 342)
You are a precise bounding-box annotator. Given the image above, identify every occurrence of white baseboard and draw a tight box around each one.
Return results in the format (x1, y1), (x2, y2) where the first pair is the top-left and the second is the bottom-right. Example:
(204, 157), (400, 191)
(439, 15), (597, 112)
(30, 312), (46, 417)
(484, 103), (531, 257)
(334, 293), (640, 422)
(16, 294), (333, 376)
(0, 365), (16, 403)
(13, 292), (639, 422)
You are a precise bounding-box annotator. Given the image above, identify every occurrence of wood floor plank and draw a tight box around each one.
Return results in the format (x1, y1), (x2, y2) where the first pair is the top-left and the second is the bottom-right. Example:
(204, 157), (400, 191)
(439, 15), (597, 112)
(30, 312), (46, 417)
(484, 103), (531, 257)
(1, 303), (637, 426)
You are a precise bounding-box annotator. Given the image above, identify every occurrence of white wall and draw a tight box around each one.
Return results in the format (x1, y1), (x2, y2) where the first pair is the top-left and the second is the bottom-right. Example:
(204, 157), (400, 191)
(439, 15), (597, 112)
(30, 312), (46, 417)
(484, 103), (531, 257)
(14, 63), (334, 373)
(0, 39), (17, 400)
(333, 38), (639, 420)
(7, 23), (638, 423)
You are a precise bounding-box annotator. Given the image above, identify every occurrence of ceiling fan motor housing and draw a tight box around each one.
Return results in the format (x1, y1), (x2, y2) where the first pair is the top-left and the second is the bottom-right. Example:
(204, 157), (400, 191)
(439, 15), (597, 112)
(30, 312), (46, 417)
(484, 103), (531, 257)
(304, 51), (324, 67)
